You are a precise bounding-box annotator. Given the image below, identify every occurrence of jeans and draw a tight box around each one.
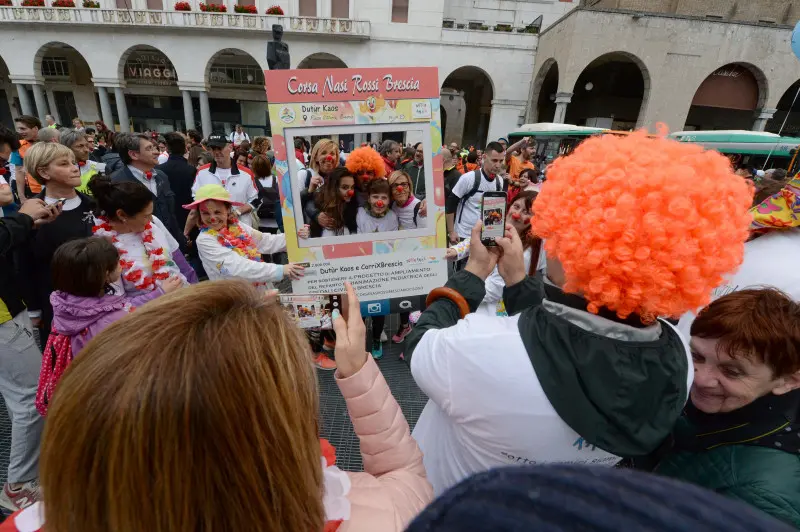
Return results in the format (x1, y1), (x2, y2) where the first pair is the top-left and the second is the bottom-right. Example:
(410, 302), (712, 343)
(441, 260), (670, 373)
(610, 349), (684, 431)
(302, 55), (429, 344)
(0, 311), (44, 484)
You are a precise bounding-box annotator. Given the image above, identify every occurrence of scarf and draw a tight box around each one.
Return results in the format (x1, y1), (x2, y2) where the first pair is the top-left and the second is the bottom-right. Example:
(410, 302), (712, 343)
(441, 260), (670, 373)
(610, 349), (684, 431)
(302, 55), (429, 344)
(673, 389), (800, 454)
(750, 175), (800, 232)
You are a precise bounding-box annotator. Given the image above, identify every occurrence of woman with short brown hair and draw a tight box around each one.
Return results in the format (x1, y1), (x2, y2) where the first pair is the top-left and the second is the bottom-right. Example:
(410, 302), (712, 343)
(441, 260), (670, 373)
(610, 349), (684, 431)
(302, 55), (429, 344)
(658, 288), (800, 527)
(2, 281), (431, 531)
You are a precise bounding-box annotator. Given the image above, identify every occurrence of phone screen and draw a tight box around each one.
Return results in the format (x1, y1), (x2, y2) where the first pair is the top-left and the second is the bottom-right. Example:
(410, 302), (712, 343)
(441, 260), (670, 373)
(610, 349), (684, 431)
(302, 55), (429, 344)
(481, 193), (507, 242)
(279, 294), (343, 330)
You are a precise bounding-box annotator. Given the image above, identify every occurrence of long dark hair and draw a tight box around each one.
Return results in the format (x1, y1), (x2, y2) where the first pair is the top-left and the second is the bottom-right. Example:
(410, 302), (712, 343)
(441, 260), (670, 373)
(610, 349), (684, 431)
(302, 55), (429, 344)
(314, 167), (357, 231)
(88, 174), (153, 221)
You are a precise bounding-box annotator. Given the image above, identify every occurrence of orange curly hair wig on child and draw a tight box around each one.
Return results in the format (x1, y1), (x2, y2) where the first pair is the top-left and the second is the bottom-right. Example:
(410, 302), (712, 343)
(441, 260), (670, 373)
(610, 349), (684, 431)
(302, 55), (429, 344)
(532, 128), (753, 321)
(345, 146), (386, 179)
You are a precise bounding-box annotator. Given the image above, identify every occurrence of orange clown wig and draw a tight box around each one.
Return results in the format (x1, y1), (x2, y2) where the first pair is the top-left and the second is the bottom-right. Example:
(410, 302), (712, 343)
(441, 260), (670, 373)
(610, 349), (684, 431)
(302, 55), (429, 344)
(532, 127), (753, 321)
(345, 146), (386, 180)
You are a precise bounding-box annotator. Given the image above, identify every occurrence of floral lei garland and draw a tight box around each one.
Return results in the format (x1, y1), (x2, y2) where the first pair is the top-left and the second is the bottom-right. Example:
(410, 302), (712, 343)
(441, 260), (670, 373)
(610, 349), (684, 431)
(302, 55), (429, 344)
(93, 217), (175, 291)
(202, 222), (262, 262)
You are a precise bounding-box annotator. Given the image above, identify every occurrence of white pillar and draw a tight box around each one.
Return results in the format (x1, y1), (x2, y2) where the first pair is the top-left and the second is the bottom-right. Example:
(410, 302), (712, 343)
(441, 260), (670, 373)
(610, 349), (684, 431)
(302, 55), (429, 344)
(753, 108), (777, 132)
(15, 84), (34, 116)
(97, 87), (114, 131)
(114, 87), (131, 132)
(46, 90), (62, 125)
(182, 90), (196, 131)
(198, 90), (212, 138)
(31, 84), (49, 125)
(486, 99), (527, 145)
(553, 92), (573, 124)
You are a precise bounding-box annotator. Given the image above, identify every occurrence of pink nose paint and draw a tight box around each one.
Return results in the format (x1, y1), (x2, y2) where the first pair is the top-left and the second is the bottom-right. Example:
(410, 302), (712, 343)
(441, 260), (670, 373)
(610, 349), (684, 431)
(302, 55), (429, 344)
(375, 200), (385, 208)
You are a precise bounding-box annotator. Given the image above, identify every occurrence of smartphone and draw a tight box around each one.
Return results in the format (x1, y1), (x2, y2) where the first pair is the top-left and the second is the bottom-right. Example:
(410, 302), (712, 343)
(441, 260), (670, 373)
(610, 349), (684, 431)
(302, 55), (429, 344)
(278, 294), (343, 330)
(480, 191), (507, 246)
(57, 198), (67, 206)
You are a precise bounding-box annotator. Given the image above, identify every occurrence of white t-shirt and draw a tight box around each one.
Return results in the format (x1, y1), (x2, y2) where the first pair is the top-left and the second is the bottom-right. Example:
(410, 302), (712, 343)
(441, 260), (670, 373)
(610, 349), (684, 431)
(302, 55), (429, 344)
(356, 207), (399, 234)
(678, 229), (800, 337)
(392, 197), (426, 230)
(411, 313), (620, 496)
(230, 131), (250, 146)
(193, 164), (258, 227)
(111, 216), (185, 298)
(452, 169), (504, 239)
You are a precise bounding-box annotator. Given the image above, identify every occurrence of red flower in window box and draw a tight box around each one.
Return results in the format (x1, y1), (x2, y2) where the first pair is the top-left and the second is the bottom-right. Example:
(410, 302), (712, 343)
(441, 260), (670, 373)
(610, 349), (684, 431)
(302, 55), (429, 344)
(174, 1), (191, 10)
(51, 0), (76, 7)
(0, 0), (13, 6)
(82, 0), (100, 7)
(265, 4), (283, 14)
(21, 0), (45, 6)
(199, 2), (226, 12)
(234, 3), (255, 13)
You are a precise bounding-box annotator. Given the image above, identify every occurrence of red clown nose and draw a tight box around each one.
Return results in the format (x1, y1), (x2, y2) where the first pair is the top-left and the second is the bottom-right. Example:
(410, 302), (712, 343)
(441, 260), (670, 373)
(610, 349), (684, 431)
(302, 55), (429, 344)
(396, 185), (406, 193)
(375, 200), (385, 208)
(325, 155), (334, 162)
(346, 190), (355, 197)
(511, 212), (521, 221)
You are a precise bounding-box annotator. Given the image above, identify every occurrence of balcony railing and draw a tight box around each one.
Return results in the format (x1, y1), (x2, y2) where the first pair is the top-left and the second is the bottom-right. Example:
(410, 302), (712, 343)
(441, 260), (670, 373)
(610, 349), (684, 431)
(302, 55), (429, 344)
(0, 5), (370, 38)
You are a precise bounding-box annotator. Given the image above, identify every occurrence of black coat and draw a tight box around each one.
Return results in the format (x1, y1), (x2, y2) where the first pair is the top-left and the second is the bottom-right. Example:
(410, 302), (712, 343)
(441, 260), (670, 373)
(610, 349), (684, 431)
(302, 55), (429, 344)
(156, 155), (197, 231)
(110, 166), (186, 250)
(0, 213), (33, 320)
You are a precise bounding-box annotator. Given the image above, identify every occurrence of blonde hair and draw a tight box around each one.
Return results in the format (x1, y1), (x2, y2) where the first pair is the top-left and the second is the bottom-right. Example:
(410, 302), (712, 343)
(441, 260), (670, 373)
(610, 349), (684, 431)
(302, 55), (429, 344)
(309, 138), (339, 173)
(252, 136), (271, 154)
(23, 142), (75, 184)
(41, 280), (324, 531)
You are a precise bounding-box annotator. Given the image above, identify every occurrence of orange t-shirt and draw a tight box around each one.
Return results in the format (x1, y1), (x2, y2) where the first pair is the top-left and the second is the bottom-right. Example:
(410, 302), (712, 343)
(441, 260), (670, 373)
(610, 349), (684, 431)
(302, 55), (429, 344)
(18, 140), (43, 194)
(507, 156), (535, 183)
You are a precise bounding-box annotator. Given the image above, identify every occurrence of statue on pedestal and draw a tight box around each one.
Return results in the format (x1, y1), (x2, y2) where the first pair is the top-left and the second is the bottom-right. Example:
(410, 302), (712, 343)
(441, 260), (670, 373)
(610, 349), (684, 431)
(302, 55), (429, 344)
(267, 24), (291, 70)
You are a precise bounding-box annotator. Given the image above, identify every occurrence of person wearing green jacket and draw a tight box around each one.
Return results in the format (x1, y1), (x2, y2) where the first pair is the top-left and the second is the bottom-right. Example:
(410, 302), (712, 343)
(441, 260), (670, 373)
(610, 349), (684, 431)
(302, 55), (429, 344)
(401, 142), (425, 199)
(657, 288), (800, 528)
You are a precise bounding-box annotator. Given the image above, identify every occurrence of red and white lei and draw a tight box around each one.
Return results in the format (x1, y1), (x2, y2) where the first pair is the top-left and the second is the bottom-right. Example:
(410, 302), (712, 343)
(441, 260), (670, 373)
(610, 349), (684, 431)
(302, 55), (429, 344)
(93, 216), (174, 292)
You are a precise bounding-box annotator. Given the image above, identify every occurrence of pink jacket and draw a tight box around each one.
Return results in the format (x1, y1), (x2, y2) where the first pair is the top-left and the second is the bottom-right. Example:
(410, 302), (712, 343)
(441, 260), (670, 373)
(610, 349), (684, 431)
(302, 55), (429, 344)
(337, 357), (433, 532)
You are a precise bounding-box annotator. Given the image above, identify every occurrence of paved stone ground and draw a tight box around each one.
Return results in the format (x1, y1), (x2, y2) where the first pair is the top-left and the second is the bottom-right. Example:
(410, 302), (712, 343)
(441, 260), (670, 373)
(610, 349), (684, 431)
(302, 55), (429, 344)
(0, 314), (426, 507)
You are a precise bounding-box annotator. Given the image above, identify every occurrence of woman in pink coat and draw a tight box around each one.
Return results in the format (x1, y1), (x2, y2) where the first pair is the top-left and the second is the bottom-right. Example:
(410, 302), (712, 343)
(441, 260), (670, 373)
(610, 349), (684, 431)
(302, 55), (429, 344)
(2, 280), (432, 532)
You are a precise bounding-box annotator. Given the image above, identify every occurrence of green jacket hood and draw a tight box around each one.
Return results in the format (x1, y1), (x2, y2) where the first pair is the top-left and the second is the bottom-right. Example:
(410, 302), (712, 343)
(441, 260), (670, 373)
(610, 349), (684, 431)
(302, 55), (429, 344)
(518, 285), (689, 457)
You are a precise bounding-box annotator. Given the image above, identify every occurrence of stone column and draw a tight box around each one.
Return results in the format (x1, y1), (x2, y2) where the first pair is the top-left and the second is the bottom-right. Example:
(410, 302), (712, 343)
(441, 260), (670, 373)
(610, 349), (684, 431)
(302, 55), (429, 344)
(198, 90), (212, 138)
(15, 84), (34, 116)
(31, 84), (49, 125)
(486, 99), (527, 145)
(752, 108), (777, 132)
(46, 90), (62, 125)
(97, 87), (115, 131)
(114, 87), (131, 132)
(553, 92), (573, 124)
(182, 90), (196, 131)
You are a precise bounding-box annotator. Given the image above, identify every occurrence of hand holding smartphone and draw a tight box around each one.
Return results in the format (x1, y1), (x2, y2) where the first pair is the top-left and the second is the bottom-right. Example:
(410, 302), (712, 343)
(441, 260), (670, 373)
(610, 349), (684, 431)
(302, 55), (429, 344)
(279, 293), (344, 330)
(480, 191), (507, 246)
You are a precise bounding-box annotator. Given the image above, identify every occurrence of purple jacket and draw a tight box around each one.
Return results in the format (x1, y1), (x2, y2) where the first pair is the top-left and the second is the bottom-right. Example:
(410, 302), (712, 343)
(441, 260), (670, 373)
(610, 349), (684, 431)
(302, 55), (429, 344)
(50, 291), (131, 355)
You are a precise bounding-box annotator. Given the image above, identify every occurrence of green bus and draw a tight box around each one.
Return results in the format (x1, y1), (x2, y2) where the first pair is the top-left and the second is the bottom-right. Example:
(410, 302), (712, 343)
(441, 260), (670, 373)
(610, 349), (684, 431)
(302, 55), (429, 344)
(508, 123), (608, 162)
(668, 130), (800, 173)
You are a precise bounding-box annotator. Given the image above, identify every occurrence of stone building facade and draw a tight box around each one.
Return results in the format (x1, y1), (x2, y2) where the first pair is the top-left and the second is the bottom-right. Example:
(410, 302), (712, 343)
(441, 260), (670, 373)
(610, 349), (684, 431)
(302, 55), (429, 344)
(529, 3), (800, 133)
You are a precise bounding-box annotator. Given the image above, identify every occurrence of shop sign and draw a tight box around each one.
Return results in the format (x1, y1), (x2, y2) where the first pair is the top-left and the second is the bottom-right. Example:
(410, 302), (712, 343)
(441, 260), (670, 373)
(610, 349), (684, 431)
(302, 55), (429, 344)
(124, 52), (177, 86)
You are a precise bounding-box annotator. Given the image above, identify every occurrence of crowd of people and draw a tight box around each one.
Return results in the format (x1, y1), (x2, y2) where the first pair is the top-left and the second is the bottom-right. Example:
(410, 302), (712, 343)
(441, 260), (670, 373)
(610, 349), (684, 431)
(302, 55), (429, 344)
(0, 113), (798, 531)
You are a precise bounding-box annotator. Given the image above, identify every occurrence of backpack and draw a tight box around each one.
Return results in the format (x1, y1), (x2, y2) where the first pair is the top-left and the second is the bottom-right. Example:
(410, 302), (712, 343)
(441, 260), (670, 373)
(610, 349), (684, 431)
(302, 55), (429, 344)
(255, 176), (280, 219)
(413, 202), (422, 227)
(36, 328), (81, 416)
(457, 170), (502, 223)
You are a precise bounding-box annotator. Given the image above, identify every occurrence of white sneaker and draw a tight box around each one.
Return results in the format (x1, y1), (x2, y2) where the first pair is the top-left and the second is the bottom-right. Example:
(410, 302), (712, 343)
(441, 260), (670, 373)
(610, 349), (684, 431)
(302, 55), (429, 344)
(379, 330), (388, 343)
(0, 479), (42, 512)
